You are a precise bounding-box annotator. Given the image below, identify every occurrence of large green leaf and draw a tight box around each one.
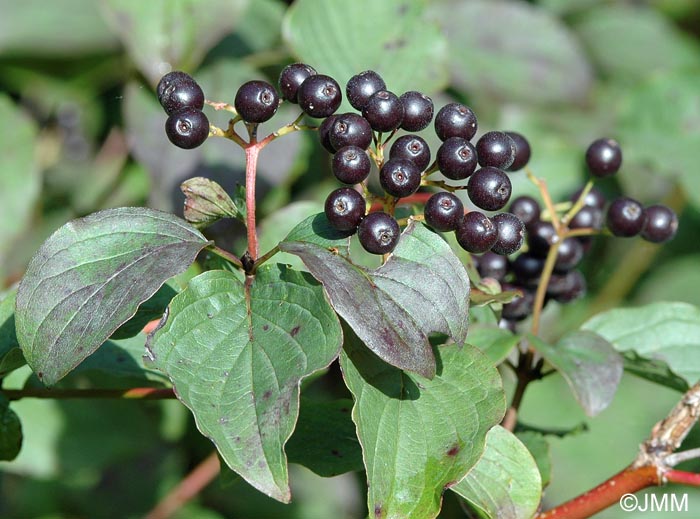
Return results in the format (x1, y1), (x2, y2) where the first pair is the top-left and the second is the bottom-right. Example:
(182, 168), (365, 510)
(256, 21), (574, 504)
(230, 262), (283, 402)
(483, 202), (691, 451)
(516, 431), (551, 488)
(281, 219), (470, 379)
(428, 0), (592, 104)
(101, 0), (250, 83)
(467, 327), (520, 365)
(146, 265), (343, 502)
(452, 426), (542, 519)
(0, 395), (22, 461)
(15, 207), (209, 386)
(529, 331), (623, 416)
(283, 0), (448, 112)
(0, 289), (25, 377)
(582, 302), (700, 387)
(340, 338), (505, 519)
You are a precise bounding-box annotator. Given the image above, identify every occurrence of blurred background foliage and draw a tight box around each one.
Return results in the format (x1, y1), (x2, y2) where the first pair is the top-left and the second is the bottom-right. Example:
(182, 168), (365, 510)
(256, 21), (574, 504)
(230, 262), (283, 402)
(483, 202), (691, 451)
(0, 0), (699, 517)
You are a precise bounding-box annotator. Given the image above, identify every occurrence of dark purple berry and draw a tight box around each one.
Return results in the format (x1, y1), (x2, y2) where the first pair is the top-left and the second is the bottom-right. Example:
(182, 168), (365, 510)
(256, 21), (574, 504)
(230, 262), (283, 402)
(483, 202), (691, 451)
(346, 70), (386, 111)
(379, 158), (421, 198)
(586, 138), (622, 177)
(332, 146), (371, 184)
(358, 212), (400, 254)
(491, 213), (525, 256)
(165, 108), (209, 149)
(324, 187), (365, 232)
(501, 284), (535, 321)
(329, 113), (373, 150)
(467, 167), (512, 211)
(234, 80), (279, 123)
(554, 238), (584, 272)
(157, 71), (204, 115)
(390, 135), (431, 171)
(399, 91), (434, 131)
(278, 63), (316, 103)
(476, 251), (509, 281)
(298, 74), (342, 118)
(424, 192), (464, 232)
(505, 131), (531, 171)
(641, 204), (678, 243)
(363, 90), (404, 132)
(606, 197), (646, 237)
(511, 253), (544, 282)
(434, 103), (478, 141)
(571, 186), (606, 210)
(318, 115), (338, 153)
(157, 71), (192, 99)
(527, 221), (556, 258)
(550, 270), (586, 303)
(476, 131), (516, 170)
(455, 211), (498, 253)
(437, 137), (478, 180)
(508, 196), (541, 228)
(569, 205), (603, 232)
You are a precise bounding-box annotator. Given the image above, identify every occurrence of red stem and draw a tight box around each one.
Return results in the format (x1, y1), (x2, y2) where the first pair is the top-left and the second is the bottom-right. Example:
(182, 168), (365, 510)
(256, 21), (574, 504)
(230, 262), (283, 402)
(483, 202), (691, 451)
(536, 465), (660, 519)
(666, 470), (700, 486)
(245, 144), (261, 260)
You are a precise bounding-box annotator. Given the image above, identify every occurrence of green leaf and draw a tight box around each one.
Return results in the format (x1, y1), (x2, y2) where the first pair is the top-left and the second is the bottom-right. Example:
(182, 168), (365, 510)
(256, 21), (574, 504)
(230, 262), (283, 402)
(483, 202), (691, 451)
(529, 331), (623, 416)
(110, 282), (179, 340)
(428, 0), (592, 104)
(286, 398), (363, 477)
(452, 426), (542, 519)
(341, 338), (505, 519)
(283, 0), (448, 112)
(101, 0), (250, 83)
(635, 255), (700, 308)
(621, 351), (688, 393)
(0, 289), (25, 377)
(582, 302), (700, 387)
(15, 207), (209, 386)
(181, 177), (240, 228)
(0, 395), (22, 461)
(515, 431), (551, 488)
(467, 327), (520, 366)
(146, 265), (343, 503)
(281, 220), (470, 379)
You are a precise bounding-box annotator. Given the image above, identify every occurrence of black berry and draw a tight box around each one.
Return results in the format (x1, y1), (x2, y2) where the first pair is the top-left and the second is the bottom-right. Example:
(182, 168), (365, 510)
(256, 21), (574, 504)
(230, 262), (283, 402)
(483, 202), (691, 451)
(424, 192), (464, 232)
(606, 197), (646, 237)
(641, 204), (678, 243)
(332, 146), (371, 184)
(358, 212), (400, 254)
(157, 71), (204, 115)
(467, 167), (513, 211)
(329, 113), (373, 150)
(476, 251), (509, 281)
(390, 135), (431, 172)
(586, 138), (622, 178)
(491, 213), (526, 256)
(399, 91), (434, 131)
(455, 211), (498, 253)
(318, 115), (338, 153)
(501, 284), (535, 321)
(278, 63), (316, 103)
(511, 253), (545, 282)
(505, 131), (531, 171)
(298, 74), (342, 118)
(527, 221), (556, 258)
(437, 137), (478, 180)
(234, 80), (279, 123)
(571, 186), (606, 210)
(379, 158), (421, 198)
(363, 90), (404, 132)
(554, 237), (584, 272)
(550, 270), (586, 303)
(569, 205), (603, 232)
(476, 131), (516, 170)
(434, 103), (478, 141)
(324, 187), (365, 232)
(508, 196), (541, 228)
(165, 108), (209, 149)
(346, 70), (387, 111)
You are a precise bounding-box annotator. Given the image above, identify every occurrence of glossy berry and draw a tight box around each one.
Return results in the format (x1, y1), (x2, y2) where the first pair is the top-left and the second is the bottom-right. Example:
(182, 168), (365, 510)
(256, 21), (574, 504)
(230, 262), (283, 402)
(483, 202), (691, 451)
(527, 221), (556, 258)
(424, 192), (464, 232)
(476, 131), (516, 170)
(278, 63), (316, 103)
(641, 204), (678, 243)
(501, 284), (535, 321)
(399, 91), (434, 131)
(455, 211), (498, 253)
(467, 167), (512, 211)
(550, 270), (586, 303)
(491, 213), (526, 256)
(332, 146), (371, 184)
(554, 237), (584, 272)
(505, 131), (531, 171)
(324, 187), (365, 232)
(379, 158), (421, 198)
(317, 115), (338, 153)
(508, 196), (541, 228)
(569, 205), (603, 232)
(363, 90), (404, 132)
(571, 186), (606, 210)
(346, 70), (386, 111)
(165, 108), (209, 149)
(358, 212), (400, 254)
(511, 253), (545, 282)
(434, 103), (478, 141)
(234, 80), (279, 123)
(586, 138), (622, 177)
(329, 113), (373, 150)
(476, 251), (509, 281)
(437, 137), (478, 180)
(157, 71), (204, 115)
(606, 197), (646, 237)
(390, 135), (431, 171)
(298, 74), (342, 118)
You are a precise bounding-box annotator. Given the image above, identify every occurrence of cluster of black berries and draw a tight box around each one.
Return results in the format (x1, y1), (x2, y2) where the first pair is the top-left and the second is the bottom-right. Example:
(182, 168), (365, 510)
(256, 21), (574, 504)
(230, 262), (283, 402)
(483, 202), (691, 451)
(157, 71), (209, 149)
(484, 138), (679, 330)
